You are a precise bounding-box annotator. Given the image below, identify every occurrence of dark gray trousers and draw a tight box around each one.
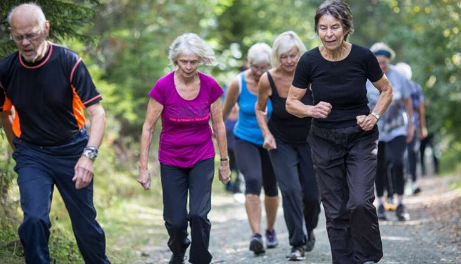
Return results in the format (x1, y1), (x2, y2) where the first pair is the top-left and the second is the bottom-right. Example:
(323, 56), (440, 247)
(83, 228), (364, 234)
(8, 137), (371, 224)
(309, 124), (383, 264)
(160, 158), (214, 264)
(376, 136), (407, 197)
(407, 131), (419, 182)
(268, 139), (320, 247)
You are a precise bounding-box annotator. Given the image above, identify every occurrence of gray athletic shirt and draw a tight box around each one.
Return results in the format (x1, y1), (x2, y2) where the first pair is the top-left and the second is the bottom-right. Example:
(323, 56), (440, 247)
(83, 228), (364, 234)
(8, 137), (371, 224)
(367, 65), (412, 142)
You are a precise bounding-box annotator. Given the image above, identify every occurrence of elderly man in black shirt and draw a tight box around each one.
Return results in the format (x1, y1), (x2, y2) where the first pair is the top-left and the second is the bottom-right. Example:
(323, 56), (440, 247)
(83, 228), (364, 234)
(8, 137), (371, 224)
(0, 3), (110, 264)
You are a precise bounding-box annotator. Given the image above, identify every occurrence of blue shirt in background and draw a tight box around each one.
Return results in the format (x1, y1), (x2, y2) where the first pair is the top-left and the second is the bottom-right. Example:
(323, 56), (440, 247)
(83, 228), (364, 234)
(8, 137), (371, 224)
(234, 72), (272, 146)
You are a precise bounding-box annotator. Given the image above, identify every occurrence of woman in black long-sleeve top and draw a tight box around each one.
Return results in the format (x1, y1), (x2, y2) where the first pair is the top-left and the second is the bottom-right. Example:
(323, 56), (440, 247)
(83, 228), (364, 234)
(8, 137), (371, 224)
(286, 1), (393, 263)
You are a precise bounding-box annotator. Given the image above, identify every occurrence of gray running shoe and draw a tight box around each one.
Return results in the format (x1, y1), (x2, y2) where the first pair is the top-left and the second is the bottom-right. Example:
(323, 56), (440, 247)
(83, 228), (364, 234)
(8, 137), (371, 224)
(249, 234), (265, 255)
(265, 229), (279, 248)
(287, 246), (306, 261)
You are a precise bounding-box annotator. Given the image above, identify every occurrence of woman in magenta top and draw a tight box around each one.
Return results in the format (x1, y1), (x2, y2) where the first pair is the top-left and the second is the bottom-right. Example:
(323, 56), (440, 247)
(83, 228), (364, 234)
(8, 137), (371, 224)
(137, 33), (230, 264)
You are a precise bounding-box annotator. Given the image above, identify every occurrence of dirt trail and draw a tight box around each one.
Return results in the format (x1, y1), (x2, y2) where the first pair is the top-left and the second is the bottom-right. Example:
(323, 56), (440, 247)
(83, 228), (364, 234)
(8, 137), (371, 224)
(138, 175), (461, 264)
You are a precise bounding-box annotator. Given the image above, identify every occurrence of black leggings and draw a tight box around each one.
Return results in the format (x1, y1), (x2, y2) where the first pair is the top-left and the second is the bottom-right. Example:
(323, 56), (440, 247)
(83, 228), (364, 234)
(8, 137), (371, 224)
(420, 134), (439, 175)
(234, 137), (278, 197)
(407, 131), (419, 182)
(376, 136), (407, 197)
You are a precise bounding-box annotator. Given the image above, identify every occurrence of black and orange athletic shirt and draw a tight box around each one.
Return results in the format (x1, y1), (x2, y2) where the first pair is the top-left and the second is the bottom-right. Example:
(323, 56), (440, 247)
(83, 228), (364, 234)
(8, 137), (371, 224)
(0, 42), (102, 146)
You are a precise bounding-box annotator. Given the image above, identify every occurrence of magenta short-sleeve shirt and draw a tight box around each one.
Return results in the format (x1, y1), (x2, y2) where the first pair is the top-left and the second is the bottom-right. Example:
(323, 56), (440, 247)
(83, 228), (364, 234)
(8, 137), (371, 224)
(149, 71), (223, 168)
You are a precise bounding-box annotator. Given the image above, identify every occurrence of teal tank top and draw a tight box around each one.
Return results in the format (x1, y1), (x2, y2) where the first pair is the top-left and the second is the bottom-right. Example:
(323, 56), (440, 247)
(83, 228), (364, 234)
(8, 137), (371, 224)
(233, 72), (272, 146)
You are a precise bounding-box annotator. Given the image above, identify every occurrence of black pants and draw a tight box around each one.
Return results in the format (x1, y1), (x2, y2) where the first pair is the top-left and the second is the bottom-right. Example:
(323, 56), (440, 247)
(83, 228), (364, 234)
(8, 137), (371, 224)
(225, 149), (242, 193)
(234, 137), (278, 197)
(376, 136), (407, 197)
(268, 139), (320, 247)
(309, 124), (382, 264)
(160, 158), (214, 264)
(407, 131), (419, 182)
(12, 130), (110, 264)
(420, 134), (439, 175)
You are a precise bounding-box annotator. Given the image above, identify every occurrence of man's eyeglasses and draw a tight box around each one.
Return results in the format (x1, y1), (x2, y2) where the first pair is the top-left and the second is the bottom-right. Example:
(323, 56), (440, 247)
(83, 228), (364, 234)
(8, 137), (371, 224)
(10, 32), (41, 43)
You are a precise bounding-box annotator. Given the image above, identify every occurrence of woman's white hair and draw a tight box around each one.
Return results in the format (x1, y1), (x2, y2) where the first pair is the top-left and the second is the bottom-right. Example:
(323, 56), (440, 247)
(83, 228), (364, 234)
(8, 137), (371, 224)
(247, 43), (272, 66)
(169, 33), (217, 66)
(271, 31), (307, 69)
(8, 3), (47, 31)
(370, 42), (396, 61)
(395, 62), (412, 80)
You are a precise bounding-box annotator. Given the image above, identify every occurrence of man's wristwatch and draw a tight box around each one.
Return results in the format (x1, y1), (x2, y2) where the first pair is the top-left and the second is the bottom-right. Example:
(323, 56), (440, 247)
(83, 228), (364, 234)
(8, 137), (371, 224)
(82, 146), (98, 161)
(371, 112), (380, 120)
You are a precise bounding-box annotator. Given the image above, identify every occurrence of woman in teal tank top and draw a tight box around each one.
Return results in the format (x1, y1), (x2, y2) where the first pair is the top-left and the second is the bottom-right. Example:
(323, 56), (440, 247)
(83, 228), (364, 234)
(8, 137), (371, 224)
(222, 43), (280, 256)
(233, 71), (272, 144)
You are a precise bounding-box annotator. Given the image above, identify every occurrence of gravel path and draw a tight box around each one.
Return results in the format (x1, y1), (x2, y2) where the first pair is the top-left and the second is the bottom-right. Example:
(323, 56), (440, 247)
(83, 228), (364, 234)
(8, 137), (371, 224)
(138, 175), (461, 264)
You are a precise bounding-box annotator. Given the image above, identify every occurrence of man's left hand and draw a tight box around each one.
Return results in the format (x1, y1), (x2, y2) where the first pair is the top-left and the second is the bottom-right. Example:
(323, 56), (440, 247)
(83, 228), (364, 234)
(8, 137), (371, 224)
(73, 156), (94, 189)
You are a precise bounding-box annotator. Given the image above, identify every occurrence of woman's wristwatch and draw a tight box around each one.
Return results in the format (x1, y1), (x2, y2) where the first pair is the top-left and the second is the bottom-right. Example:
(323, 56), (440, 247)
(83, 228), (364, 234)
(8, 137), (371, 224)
(371, 112), (380, 120)
(220, 157), (229, 162)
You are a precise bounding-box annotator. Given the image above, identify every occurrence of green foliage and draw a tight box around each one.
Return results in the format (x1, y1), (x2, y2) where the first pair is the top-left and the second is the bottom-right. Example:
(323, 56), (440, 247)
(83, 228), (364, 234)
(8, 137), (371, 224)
(440, 137), (461, 174)
(0, 0), (101, 58)
(1, 0), (461, 262)
(358, 0), (461, 146)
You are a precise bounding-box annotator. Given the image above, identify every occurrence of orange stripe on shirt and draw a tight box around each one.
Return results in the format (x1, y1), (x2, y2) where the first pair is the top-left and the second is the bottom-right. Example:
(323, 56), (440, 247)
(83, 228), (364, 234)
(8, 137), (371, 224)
(0, 83), (12, 112)
(12, 109), (21, 138)
(70, 58), (82, 83)
(71, 84), (86, 130)
(83, 95), (101, 106)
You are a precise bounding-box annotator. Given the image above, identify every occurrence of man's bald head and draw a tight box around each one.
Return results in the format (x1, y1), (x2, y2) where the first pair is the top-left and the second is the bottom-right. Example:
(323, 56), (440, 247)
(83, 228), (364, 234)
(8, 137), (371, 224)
(8, 3), (50, 63)
(8, 3), (47, 31)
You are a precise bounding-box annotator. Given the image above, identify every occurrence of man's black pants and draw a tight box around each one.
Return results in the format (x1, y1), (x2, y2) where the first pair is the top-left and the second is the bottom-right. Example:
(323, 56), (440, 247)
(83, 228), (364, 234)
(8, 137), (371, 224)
(309, 124), (383, 264)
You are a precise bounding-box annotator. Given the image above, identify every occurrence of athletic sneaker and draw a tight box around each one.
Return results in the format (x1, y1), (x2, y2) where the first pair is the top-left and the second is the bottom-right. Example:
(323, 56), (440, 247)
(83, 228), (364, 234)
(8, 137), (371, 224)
(305, 230), (316, 252)
(169, 253), (186, 264)
(169, 239), (189, 264)
(287, 246), (306, 261)
(233, 193), (245, 204)
(385, 197), (397, 211)
(377, 204), (387, 220)
(249, 234), (265, 255)
(412, 184), (422, 195)
(396, 204), (410, 221)
(265, 229), (279, 248)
